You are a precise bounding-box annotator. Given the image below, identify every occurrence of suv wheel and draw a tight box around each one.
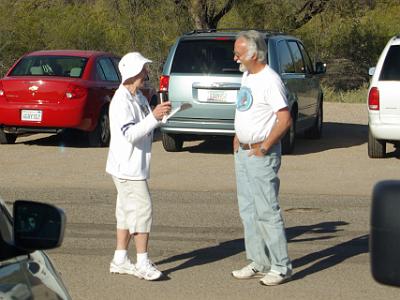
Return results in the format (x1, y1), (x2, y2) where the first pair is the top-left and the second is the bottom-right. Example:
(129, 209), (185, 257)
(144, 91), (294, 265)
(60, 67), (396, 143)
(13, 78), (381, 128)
(304, 100), (323, 139)
(282, 113), (296, 155)
(162, 133), (183, 152)
(88, 108), (110, 147)
(0, 129), (17, 144)
(368, 127), (386, 158)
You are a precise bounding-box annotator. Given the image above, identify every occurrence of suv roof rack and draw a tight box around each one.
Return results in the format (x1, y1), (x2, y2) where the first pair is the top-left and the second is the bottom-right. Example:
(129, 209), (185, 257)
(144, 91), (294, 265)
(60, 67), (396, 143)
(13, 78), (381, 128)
(185, 28), (286, 35)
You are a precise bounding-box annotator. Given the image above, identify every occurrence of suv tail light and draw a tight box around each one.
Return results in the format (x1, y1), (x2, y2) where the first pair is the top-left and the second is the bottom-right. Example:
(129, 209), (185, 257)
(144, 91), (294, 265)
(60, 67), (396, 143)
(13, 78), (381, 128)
(159, 75), (169, 92)
(65, 84), (87, 100)
(368, 87), (380, 110)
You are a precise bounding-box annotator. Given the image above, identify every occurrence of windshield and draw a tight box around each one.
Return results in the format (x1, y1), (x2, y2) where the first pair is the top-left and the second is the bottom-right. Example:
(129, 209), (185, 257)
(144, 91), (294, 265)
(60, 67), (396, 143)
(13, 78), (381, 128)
(10, 56), (88, 78)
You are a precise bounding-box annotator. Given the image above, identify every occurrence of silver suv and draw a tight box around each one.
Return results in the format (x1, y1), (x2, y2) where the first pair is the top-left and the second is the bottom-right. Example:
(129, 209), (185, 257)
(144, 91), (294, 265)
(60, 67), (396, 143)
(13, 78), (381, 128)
(159, 29), (326, 153)
(368, 35), (400, 158)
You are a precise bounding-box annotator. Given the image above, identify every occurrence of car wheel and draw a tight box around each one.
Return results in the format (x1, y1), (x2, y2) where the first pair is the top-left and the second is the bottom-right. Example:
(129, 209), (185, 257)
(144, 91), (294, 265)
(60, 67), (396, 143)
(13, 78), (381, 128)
(162, 133), (183, 152)
(368, 127), (386, 158)
(0, 129), (17, 144)
(304, 100), (323, 139)
(281, 113), (296, 155)
(88, 108), (110, 147)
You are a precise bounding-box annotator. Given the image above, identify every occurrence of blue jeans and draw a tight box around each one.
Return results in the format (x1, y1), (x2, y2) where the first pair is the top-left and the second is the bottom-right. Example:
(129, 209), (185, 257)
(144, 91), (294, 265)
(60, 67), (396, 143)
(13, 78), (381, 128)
(234, 143), (292, 274)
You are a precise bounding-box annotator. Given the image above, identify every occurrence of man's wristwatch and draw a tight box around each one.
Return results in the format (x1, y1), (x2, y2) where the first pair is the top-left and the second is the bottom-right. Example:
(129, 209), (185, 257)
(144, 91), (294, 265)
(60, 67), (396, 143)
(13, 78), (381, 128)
(260, 147), (268, 156)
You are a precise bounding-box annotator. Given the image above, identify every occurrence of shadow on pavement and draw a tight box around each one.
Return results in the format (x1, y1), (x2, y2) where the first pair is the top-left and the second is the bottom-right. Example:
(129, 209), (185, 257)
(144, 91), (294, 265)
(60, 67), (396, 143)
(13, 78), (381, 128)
(17, 131), (92, 148)
(184, 137), (233, 154)
(155, 221), (368, 278)
(291, 234), (368, 281)
(293, 122), (367, 155)
(155, 239), (244, 276)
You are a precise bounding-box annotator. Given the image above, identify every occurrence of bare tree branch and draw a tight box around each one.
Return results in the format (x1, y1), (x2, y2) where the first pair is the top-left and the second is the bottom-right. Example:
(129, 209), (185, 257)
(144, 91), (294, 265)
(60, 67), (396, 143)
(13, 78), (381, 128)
(289, 0), (330, 29)
(189, 0), (237, 29)
(208, 0), (236, 28)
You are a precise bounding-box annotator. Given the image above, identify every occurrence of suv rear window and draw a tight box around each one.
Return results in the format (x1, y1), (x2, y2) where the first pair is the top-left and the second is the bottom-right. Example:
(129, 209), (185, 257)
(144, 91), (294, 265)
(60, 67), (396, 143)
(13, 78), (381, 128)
(379, 45), (400, 81)
(171, 39), (241, 74)
(10, 56), (88, 78)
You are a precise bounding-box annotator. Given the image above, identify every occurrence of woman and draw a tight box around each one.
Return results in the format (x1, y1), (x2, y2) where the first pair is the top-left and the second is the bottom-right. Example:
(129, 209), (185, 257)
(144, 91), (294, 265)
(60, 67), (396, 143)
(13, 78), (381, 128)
(106, 52), (171, 281)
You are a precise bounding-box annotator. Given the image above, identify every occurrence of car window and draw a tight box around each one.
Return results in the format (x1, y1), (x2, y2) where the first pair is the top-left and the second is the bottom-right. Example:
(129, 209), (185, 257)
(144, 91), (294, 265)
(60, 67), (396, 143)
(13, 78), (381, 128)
(287, 41), (305, 74)
(96, 58), (120, 82)
(9, 56), (88, 78)
(379, 45), (400, 81)
(277, 40), (295, 73)
(110, 57), (121, 81)
(171, 39), (241, 74)
(298, 42), (314, 74)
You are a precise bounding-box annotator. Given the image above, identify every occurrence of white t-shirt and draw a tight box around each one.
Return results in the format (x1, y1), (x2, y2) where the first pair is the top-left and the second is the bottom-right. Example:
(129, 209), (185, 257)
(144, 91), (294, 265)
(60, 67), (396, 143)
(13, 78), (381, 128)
(234, 65), (288, 144)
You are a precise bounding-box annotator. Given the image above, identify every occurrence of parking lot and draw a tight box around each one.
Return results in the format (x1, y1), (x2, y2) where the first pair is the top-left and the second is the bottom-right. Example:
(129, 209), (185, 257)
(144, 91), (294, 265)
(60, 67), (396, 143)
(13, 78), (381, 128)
(1, 102), (399, 299)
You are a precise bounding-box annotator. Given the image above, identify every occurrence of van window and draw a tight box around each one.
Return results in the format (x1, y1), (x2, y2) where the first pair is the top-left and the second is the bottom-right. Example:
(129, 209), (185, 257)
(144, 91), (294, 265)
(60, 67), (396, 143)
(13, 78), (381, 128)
(171, 40), (241, 74)
(277, 40), (295, 73)
(288, 41), (305, 74)
(380, 45), (400, 81)
(298, 42), (314, 73)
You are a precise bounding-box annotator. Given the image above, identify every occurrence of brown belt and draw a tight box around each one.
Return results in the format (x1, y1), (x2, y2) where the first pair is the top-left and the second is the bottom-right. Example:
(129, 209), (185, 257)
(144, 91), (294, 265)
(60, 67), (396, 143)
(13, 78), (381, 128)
(240, 142), (263, 150)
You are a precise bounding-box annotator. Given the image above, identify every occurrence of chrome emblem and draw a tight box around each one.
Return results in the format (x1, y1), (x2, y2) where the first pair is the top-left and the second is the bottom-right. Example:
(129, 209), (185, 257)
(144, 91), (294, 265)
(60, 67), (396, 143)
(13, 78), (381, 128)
(28, 85), (39, 92)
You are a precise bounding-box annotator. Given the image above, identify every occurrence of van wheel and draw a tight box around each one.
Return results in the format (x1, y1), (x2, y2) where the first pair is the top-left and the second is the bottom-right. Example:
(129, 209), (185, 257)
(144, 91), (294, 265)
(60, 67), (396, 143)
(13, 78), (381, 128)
(88, 109), (110, 147)
(368, 128), (386, 158)
(304, 101), (323, 139)
(282, 114), (296, 154)
(162, 133), (183, 152)
(0, 129), (17, 144)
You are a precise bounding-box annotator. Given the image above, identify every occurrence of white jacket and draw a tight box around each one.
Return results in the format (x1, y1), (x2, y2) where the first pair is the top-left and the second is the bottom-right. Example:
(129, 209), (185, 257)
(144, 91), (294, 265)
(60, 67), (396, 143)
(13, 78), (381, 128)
(106, 85), (159, 180)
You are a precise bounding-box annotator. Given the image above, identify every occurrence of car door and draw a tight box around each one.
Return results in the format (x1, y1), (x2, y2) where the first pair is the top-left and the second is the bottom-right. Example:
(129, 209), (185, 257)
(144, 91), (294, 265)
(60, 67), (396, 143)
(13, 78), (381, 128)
(276, 39), (297, 114)
(95, 57), (120, 103)
(298, 41), (321, 122)
(87, 57), (120, 127)
(286, 40), (315, 129)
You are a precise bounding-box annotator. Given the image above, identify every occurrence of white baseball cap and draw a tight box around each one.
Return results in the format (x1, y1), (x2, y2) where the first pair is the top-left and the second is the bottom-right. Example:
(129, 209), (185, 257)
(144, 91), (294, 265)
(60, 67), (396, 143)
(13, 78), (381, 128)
(118, 52), (152, 83)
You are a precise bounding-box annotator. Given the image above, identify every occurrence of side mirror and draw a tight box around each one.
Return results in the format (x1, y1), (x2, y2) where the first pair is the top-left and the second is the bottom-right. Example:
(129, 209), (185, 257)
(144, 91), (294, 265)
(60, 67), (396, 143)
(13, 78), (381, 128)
(369, 67), (376, 76)
(13, 200), (66, 250)
(315, 62), (326, 74)
(370, 180), (400, 287)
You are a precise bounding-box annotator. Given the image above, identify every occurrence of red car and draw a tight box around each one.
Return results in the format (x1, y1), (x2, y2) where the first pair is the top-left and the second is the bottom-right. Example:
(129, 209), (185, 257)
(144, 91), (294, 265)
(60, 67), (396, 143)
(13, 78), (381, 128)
(0, 50), (157, 147)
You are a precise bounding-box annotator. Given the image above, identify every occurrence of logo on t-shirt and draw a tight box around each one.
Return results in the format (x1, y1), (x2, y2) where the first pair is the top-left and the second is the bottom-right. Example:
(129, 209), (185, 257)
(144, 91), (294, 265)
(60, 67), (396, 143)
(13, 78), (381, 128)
(236, 87), (253, 111)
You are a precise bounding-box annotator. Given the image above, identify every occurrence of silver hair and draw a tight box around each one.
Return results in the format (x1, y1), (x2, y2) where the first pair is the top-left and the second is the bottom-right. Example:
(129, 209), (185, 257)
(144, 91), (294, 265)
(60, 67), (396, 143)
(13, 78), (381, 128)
(236, 30), (267, 63)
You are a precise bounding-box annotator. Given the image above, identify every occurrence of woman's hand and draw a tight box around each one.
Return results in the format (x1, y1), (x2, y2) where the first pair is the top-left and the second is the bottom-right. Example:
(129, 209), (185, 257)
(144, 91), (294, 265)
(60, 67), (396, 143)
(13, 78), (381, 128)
(152, 102), (171, 121)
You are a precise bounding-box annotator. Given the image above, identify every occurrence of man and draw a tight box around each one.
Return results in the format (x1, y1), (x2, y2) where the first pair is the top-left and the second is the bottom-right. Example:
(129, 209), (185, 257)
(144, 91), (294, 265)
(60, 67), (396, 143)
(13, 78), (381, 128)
(231, 30), (293, 286)
(106, 52), (171, 281)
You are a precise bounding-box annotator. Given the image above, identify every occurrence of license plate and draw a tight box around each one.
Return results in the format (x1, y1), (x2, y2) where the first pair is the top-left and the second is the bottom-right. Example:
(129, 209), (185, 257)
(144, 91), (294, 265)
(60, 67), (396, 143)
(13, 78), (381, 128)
(198, 90), (236, 103)
(208, 90), (226, 102)
(21, 110), (42, 121)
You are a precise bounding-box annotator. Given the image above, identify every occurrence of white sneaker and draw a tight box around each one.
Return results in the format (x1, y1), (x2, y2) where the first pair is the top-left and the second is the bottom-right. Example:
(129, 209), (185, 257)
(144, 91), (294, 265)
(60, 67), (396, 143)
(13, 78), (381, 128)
(110, 258), (138, 275)
(259, 269), (292, 286)
(231, 263), (266, 279)
(135, 260), (162, 281)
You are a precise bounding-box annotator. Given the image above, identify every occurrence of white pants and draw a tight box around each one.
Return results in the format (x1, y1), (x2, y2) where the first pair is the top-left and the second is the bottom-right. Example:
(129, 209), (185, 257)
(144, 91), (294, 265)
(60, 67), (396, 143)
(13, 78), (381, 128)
(112, 177), (152, 234)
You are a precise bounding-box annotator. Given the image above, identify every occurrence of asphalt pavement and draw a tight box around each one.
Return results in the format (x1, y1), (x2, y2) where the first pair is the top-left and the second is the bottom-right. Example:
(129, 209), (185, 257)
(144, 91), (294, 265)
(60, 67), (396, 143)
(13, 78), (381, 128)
(1, 102), (399, 300)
